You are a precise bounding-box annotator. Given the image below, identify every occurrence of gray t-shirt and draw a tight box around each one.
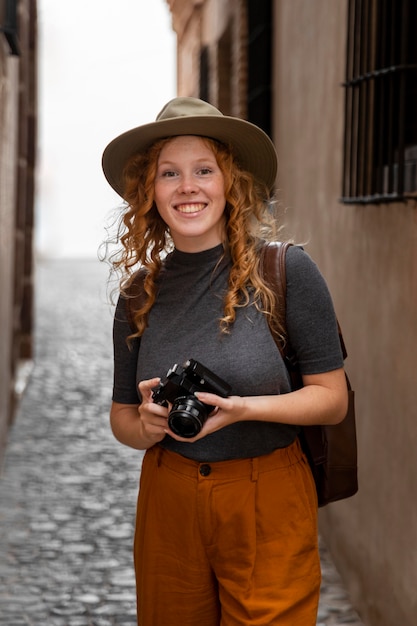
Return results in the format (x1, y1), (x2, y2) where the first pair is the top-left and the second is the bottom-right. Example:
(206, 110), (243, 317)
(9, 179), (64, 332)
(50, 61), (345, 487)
(112, 243), (344, 462)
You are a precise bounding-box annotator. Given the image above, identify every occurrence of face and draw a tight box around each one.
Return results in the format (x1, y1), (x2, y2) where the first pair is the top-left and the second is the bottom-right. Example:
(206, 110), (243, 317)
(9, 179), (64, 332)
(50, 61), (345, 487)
(154, 135), (227, 252)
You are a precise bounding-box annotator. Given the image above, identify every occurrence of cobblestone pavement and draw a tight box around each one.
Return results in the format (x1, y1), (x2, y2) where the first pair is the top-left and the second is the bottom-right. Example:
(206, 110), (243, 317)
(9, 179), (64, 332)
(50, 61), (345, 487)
(0, 259), (365, 626)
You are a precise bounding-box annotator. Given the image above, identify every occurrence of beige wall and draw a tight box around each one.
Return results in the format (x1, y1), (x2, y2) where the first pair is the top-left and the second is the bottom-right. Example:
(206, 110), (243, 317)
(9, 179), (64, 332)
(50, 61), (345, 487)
(272, 2), (417, 625)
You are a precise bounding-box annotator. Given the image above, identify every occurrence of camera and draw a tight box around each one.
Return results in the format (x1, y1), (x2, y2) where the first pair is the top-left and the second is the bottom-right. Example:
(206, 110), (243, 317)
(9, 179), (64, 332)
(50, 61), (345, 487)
(152, 359), (231, 438)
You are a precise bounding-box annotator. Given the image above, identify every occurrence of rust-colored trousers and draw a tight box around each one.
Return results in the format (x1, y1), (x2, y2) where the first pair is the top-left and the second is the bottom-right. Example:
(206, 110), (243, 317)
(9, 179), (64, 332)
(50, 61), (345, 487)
(134, 439), (320, 626)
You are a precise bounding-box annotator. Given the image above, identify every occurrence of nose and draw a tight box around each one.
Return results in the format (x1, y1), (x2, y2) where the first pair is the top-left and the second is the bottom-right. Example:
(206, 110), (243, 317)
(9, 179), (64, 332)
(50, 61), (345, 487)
(177, 173), (198, 194)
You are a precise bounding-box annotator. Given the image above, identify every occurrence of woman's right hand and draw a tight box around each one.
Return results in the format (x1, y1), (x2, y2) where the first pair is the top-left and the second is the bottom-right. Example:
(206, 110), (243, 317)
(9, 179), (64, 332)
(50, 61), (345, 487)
(110, 377), (169, 450)
(137, 377), (170, 443)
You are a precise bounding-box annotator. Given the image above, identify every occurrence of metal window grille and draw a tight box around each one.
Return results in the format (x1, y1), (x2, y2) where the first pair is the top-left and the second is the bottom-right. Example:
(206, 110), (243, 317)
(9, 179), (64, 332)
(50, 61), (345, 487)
(0, 0), (20, 55)
(342, 0), (417, 204)
(199, 46), (210, 103)
(247, 0), (272, 136)
(218, 20), (233, 116)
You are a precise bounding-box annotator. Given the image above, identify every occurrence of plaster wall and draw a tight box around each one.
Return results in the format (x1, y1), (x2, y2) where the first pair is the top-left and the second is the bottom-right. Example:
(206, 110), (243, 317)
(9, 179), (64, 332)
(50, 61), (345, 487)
(272, 2), (417, 625)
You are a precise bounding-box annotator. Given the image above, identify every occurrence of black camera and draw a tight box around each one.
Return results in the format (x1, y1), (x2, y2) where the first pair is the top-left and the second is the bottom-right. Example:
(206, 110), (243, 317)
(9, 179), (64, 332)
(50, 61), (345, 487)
(152, 359), (232, 438)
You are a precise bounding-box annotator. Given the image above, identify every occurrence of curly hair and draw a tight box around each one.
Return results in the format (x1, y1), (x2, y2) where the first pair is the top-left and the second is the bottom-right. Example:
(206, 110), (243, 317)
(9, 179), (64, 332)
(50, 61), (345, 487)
(107, 136), (286, 341)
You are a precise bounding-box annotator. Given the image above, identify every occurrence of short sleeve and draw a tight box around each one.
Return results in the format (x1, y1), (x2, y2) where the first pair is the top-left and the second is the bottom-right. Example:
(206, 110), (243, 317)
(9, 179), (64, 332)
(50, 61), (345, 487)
(112, 294), (141, 403)
(285, 246), (344, 375)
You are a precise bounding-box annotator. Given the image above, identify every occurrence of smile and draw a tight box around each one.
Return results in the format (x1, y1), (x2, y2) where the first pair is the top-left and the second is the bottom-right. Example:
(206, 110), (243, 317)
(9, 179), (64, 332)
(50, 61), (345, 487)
(175, 203), (206, 214)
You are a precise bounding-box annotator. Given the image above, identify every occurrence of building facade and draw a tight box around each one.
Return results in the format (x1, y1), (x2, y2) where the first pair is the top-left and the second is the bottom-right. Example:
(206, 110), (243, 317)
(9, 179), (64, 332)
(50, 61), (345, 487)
(0, 0), (37, 463)
(165, 1), (417, 625)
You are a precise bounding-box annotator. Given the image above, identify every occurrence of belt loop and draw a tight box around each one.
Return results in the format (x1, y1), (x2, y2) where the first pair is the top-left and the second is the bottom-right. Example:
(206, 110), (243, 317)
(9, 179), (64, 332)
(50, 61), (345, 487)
(251, 457), (259, 482)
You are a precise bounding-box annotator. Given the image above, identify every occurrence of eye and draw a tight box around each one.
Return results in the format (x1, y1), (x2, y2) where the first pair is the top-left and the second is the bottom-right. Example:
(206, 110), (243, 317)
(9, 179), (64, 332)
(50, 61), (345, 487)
(159, 169), (177, 178)
(197, 167), (213, 175)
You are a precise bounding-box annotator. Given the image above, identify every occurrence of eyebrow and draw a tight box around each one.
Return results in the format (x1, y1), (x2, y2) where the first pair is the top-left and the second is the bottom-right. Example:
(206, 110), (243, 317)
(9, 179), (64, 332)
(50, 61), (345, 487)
(157, 156), (217, 167)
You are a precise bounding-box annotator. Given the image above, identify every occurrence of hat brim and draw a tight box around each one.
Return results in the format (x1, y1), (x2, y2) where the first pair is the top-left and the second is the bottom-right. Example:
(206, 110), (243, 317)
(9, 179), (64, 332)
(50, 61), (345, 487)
(102, 115), (277, 197)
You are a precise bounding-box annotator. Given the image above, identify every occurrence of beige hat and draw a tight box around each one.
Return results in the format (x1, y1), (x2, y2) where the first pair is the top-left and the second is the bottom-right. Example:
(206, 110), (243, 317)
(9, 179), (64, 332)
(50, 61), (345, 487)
(102, 97), (277, 197)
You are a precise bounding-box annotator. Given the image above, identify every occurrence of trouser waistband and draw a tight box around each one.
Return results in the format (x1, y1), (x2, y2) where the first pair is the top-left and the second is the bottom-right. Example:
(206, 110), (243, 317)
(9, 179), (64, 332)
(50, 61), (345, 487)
(150, 438), (304, 481)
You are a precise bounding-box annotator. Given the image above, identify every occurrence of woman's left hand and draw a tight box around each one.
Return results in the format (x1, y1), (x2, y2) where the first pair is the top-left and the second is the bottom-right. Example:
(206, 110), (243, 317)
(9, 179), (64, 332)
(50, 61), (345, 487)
(164, 392), (245, 442)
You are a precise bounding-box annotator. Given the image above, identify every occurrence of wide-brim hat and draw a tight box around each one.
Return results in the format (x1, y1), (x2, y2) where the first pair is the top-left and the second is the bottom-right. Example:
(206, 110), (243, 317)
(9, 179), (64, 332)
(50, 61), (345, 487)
(102, 97), (277, 197)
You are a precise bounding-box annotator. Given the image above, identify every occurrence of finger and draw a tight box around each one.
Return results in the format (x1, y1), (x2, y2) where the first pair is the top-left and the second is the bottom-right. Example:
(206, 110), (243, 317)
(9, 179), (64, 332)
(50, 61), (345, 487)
(138, 377), (161, 400)
(147, 414), (169, 429)
(194, 391), (229, 408)
(142, 402), (168, 419)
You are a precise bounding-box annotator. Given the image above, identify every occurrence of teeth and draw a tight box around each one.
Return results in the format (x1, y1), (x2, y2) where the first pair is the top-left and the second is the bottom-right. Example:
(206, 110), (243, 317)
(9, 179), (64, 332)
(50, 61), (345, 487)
(176, 203), (205, 213)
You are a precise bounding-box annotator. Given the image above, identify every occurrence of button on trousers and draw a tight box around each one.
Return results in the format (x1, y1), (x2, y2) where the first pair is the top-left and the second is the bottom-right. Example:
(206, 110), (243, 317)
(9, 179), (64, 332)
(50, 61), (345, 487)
(134, 439), (320, 626)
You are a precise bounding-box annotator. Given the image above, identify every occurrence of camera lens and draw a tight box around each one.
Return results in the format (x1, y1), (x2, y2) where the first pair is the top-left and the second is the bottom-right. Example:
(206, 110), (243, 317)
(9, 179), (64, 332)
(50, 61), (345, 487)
(168, 396), (209, 438)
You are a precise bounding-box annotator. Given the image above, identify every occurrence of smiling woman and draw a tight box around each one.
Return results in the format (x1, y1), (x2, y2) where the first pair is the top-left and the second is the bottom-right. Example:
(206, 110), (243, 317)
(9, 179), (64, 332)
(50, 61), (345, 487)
(100, 96), (348, 626)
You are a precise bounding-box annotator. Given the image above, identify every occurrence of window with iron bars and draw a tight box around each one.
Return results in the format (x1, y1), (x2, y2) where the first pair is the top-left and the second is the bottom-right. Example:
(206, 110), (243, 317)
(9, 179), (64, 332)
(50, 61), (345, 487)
(0, 0), (20, 55)
(342, 0), (417, 204)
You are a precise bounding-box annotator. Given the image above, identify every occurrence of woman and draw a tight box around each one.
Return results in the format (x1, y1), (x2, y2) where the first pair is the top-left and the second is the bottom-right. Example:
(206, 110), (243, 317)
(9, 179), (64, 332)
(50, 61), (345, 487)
(102, 97), (348, 626)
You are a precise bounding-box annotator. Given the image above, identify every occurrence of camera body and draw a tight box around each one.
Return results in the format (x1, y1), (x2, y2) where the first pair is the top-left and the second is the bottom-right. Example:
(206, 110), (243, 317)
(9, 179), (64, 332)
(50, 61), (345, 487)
(152, 359), (231, 438)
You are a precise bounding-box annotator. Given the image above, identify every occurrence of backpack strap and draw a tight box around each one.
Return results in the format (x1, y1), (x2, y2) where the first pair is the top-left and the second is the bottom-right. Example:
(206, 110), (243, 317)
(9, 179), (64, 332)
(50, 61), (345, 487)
(261, 241), (348, 361)
(260, 241), (293, 362)
(261, 241), (304, 389)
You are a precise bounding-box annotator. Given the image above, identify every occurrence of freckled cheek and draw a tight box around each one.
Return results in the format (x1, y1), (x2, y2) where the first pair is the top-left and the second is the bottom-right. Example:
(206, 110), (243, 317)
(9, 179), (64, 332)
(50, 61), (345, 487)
(153, 188), (171, 213)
